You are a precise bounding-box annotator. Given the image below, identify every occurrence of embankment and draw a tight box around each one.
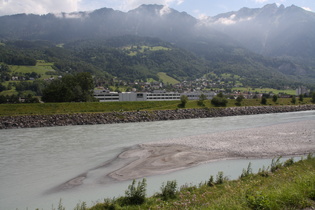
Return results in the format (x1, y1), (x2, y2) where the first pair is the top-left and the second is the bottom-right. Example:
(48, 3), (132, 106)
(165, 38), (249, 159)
(1, 105), (314, 129)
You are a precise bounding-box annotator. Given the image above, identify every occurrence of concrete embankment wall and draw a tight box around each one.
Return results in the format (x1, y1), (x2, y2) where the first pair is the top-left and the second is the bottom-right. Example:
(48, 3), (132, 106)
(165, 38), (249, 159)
(1, 105), (315, 129)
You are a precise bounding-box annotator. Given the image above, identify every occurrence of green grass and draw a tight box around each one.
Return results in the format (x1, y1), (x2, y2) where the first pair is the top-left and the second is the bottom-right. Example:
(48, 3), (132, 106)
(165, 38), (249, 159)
(0, 98), (313, 116)
(157, 72), (180, 85)
(78, 155), (315, 209)
(233, 87), (296, 95)
(0, 101), (180, 116)
(10, 61), (56, 79)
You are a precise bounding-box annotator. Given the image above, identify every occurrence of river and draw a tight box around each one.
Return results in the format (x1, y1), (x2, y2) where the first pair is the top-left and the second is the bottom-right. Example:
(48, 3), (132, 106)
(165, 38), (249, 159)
(0, 110), (314, 210)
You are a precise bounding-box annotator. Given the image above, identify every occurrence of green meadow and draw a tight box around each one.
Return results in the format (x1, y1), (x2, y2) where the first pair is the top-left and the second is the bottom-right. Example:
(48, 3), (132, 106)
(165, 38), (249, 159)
(232, 87), (296, 95)
(10, 60), (56, 80)
(0, 98), (313, 116)
(157, 72), (180, 85)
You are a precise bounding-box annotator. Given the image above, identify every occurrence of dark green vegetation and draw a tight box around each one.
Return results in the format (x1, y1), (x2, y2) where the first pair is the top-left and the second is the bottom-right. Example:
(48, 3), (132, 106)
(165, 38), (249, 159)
(0, 97), (313, 116)
(0, 37), (314, 91)
(41, 72), (95, 102)
(1, 4), (315, 91)
(56, 155), (315, 209)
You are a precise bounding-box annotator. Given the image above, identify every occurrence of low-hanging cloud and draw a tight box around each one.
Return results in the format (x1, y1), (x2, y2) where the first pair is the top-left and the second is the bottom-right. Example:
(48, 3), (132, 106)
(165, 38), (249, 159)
(119, 0), (184, 11)
(0, 0), (81, 16)
(0, 0), (184, 16)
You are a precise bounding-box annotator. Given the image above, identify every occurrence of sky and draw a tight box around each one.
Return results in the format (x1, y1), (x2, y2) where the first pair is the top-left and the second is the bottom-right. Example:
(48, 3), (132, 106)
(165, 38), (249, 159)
(0, 0), (314, 18)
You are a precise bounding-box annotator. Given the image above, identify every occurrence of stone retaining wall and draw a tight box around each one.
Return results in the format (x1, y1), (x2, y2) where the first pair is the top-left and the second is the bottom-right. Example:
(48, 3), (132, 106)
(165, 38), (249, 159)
(1, 105), (315, 129)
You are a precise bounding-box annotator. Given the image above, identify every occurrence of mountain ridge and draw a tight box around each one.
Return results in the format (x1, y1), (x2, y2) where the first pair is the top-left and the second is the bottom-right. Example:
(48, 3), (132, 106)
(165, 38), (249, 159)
(0, 4), (314, 89)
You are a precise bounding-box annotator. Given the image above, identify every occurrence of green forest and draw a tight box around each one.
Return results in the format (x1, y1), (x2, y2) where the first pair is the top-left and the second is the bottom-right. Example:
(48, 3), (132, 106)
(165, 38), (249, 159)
(1, 36), (315, 104)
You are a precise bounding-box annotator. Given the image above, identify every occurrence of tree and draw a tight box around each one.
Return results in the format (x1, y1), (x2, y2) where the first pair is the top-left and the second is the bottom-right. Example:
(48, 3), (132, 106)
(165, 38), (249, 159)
(197, 94), (207, 106)
(291, 96), (296, 104)
(179, 95), (188, 108)
(299, 94), (304, 102)
(235, 95), (245, 106)
(261, 97), (267, 105)
(211, 93), (228, 107)
(312, 92), (315, 103)
(272, 95), (278, 103)
(42, 72), (95, 102)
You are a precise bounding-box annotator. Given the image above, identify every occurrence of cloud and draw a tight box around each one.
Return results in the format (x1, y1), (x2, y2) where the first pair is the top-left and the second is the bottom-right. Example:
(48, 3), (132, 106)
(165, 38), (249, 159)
(254, 0), (269, 3)
(119, 0), (184, 11)
(160, 5), (172, 16)
(302, 7), (312, 12)
(0, 0), (185, 16)
(0, 0), (81, 16)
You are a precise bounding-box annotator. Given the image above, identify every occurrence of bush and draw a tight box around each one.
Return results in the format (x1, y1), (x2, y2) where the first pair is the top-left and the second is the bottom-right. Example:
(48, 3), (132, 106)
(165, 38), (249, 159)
(160, 180), (177, 200)
(271, 157), (283, 173)
(261, 97), (267, 105)
(291, 95), (296, 104)
(235, 95), (244, 106)
(207, 175), (215, 187)
(122, 179), (147, 205)
(179, 95), (188, 108)
(283, 158), (294, 167)
(215, 171), (228, 184)
(240, 162), (253, 179)
(211, 96), (228, 107)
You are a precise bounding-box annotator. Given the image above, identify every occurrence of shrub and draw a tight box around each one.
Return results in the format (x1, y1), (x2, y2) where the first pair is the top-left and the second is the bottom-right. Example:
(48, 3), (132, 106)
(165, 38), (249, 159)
(283, 158), (294, 167)
(179, 95), (188, 108)
(261, 97), (267, 105)
(207, 175), (215, 187)
(240, 162), (253, 179)
(272, 95), (278, 103)
(211, 96), (228, 107)
(160, 180), (177, 200)
(258, 165), (270, 177)
(246, 190), (271, 209)
(291, 96), (296, 104)
(271, 157), (283, 173)
(215, 171), (228, 184)
(122, 179), (147, 205)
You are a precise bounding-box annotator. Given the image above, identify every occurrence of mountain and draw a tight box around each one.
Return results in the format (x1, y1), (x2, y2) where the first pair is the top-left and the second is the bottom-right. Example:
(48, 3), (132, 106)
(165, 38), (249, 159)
(0, 4), (315, 88)
(206, 4), (315, 64)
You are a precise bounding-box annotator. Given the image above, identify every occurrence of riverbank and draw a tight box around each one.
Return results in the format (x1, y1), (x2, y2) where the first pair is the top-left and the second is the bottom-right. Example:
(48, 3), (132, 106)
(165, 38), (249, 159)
(109, 120), (315, 181)
(1, 104), (315, 129)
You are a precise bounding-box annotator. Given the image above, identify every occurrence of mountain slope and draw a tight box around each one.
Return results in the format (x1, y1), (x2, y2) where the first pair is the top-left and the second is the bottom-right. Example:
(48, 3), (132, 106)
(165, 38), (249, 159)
(207, 4), (315, 63)
(0, 4), (314, 88)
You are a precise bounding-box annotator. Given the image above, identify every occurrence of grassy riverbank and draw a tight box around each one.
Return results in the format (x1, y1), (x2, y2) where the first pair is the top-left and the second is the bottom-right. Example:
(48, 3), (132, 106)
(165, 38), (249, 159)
(75, 155), (315, 210)
(0, 98), (313, 116)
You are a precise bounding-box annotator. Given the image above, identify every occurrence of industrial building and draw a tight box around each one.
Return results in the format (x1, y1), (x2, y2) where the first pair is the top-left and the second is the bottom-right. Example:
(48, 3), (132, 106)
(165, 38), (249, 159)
(94, 90), (215, 102)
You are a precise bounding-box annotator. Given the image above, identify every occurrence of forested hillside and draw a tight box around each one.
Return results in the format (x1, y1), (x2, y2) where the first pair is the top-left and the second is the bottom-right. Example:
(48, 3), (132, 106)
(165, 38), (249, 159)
(0, 37), (310, 90)
(0, 4), (315, 91)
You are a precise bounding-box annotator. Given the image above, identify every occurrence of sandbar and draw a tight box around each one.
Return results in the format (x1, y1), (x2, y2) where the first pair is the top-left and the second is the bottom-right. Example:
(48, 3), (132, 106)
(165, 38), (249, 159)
(109, 120), (315, 181)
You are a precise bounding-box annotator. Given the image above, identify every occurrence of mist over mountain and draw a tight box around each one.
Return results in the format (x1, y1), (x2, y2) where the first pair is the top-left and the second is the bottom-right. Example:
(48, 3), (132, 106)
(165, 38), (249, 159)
(0, 4), (314, 88)
(206, 4), (315, 63)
